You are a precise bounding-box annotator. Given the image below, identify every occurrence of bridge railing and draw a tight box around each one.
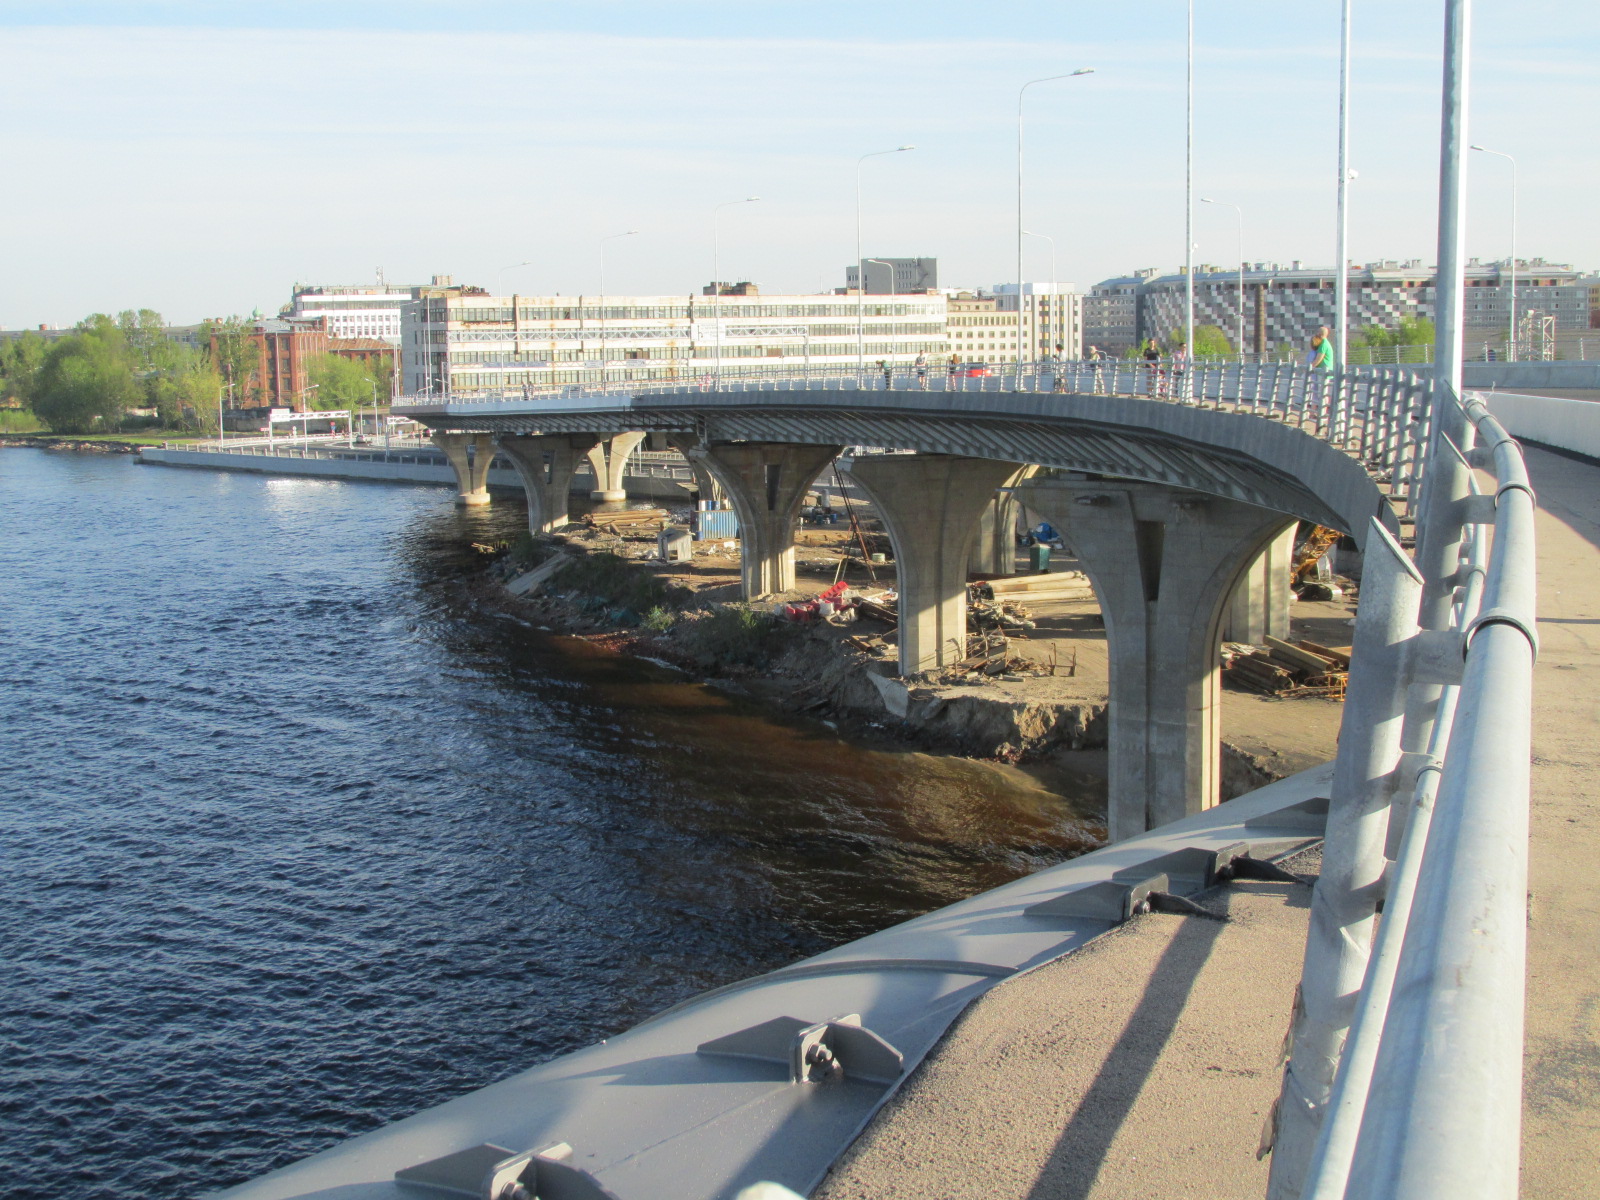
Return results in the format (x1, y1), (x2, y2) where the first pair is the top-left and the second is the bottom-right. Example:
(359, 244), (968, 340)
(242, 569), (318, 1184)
(1283, 386), (1536, 1200)
(395, 359), (1440, 514)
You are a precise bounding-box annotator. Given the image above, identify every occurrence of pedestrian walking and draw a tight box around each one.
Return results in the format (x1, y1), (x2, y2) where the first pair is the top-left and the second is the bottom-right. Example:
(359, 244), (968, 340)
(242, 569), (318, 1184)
(1306, 332), (1334, 371)
(1143, 339), (1164, 397)
(914, 352), (929, 390)
(879, 359), (893, 390)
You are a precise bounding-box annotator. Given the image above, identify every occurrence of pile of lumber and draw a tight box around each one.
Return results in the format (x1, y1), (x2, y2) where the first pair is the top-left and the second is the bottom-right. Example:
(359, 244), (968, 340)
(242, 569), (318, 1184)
(1224, 635), (1350, 699)
(936, 644), (1046, 683)
(979, 571), (1097, 605)
(583, 507), (670, 536)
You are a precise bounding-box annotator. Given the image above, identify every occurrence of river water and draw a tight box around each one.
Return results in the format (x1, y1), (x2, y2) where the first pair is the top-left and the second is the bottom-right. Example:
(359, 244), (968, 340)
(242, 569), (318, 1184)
(0, 449), (1099, 1199)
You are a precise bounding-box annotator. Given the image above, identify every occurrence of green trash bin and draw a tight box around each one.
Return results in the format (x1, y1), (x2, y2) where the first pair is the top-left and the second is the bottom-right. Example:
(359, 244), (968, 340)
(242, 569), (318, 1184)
(1028, 544), (1051, 572)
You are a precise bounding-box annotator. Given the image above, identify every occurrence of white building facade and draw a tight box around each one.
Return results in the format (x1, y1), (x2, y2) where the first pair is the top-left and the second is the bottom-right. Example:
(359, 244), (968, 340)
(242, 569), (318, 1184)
(401, 289), (949, 396)
(290, 283), (418, 347)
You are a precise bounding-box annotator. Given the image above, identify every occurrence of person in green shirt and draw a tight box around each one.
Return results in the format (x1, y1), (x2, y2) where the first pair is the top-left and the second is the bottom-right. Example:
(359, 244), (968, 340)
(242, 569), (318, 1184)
(1307, 332), (1335, 371)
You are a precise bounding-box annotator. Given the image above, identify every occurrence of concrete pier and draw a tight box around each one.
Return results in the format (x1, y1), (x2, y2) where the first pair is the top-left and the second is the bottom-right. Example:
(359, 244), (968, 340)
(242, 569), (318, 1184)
(1224, 525), (1297, 644)
(430, 431), (496, 505)
(1024, 480), (1295, 841)
(495, 434), (601, 534)
(847, 455), (1023, 675)
(586, 432), (647, 502)
(681, 441), (841, 599)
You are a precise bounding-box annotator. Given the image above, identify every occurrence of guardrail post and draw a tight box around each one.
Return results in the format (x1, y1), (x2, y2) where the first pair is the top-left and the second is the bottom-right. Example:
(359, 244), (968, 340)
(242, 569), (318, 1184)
(1267, 519), (1423, 1200)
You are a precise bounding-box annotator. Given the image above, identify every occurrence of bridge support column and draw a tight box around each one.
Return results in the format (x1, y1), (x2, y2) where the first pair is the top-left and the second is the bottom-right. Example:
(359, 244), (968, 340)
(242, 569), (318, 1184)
(968, 466), (1036, 576)
(585, 432), (647, 502)
(848, 455), (1024, 676)
(495, 434), (601, 535)
(678, 440), (842, 599)
(1023, 480), (1295, 841)
(1223, 524), (1297, 643)
(431, 431), (496, 506)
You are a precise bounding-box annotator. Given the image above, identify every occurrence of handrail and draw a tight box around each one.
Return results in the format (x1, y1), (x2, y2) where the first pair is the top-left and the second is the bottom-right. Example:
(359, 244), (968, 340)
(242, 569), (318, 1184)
(1288, 385), (1536, 1200)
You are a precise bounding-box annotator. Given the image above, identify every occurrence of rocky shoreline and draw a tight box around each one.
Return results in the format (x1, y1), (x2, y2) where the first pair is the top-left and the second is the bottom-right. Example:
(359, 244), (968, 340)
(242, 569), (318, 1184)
(0, 435), (143, 453)
(474, 527), (1320, 806)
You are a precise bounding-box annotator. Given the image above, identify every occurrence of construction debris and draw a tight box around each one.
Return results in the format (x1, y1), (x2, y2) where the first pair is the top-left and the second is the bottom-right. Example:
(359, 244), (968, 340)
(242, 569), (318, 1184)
(1223, 636), (1350, 699)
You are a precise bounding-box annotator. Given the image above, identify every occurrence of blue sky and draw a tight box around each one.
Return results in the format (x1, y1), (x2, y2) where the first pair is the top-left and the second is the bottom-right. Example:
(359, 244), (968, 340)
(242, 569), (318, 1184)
(1, 2), (1595, 327)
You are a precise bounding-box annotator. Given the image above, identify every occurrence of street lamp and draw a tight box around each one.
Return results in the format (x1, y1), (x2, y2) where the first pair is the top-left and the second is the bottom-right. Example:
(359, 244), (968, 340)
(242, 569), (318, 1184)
(1199, 199), (1244, 358)
(597, 230), (639, 386)
(1022, 230), (1056, 356)
(1471, 144), (1518, 361)
(1335, 0), (1353, 369)
(1184, 1), (1194, 367)
(712, 197), (760, 380)
(856, 145), (915, 373)
(1018, 69), (1093, 368)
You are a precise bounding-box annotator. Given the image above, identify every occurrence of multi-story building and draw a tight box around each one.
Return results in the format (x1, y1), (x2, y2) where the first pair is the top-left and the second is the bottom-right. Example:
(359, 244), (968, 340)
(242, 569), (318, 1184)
(993, 284), (1083, 362)
(400, 283), (949, 396)
(844, 257), (938, 295)
(289, 281), (419, 346)
(1083, 270), (1157, 356)
(1098, 258), (1591, 356)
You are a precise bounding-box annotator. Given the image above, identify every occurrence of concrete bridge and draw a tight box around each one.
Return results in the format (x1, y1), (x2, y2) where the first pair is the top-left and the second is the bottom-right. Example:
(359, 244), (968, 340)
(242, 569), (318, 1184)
(208, 354), (1566, 1200)
(406, 362), (1416, 845)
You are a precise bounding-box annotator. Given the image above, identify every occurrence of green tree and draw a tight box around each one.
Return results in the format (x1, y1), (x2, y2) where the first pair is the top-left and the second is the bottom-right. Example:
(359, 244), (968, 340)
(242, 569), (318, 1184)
(117, 308), (168, 368)
(305, 353), (391, 410)
(30, 321), (141, 433)
(0, 330), (46, 405)
(200, 316), (262, 406)
(143, 340), (223, 432)
(1172, 324), (1233, 358)
(1353, 315), (1435, 349)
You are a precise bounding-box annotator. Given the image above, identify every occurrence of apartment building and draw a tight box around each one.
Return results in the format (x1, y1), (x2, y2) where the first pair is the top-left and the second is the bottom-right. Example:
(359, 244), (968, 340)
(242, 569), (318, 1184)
(1091, 258), (1591, 356)
(401, 283), (949, 395)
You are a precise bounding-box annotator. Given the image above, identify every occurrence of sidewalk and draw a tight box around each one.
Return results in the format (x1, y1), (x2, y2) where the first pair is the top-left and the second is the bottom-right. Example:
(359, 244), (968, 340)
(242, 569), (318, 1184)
(1518, 445), (1600, 1197)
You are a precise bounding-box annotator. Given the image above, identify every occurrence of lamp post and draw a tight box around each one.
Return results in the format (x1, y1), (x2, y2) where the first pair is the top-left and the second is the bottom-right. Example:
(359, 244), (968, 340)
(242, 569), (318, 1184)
(712, 197), (760, 381)
(1184, 2), (1194, 369)
(1023, 230), (1057, 356)
(1018, 69), (1093, 368)
(1200, 199), (1244, 358)
(1335, 0), (1353, 370)
(1470, 144), (1517, 361)
(597, 230), (639, 386)
(856, 145), (915, 373)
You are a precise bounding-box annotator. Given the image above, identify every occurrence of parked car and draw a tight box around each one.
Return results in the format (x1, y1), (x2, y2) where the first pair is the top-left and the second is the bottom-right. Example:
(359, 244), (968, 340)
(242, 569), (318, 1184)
(954, 362), (992, 378)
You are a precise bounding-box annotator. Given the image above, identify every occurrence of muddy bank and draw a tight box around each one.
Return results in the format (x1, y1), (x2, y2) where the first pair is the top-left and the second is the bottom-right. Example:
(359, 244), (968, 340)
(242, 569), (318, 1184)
(477, 528), (1331, 804)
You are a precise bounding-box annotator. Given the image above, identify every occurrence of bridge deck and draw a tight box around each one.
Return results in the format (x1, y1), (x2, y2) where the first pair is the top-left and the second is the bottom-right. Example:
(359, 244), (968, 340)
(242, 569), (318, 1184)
(815, 443), (1600, 1199)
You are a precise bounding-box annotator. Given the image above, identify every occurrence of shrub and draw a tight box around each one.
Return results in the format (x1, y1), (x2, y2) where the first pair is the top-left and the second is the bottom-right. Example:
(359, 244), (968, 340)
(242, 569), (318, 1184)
(642, 606), (676, 633)
(562, 552), (677, 614)
(675, 603), (797, 669)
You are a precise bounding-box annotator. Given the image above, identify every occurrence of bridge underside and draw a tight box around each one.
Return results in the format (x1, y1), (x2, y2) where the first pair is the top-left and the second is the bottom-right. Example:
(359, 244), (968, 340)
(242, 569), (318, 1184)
(406, 389), (1395, 542)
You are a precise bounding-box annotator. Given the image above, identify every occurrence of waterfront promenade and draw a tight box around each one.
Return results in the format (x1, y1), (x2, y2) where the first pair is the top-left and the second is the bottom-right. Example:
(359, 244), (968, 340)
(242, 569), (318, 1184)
(815, 442), (1600, 1198)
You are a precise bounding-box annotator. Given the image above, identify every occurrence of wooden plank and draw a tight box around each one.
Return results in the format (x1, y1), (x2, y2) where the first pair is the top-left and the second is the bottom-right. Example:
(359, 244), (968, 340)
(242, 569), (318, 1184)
(1298, 639), (1353, 668)
(1265, 634), (1338, 673)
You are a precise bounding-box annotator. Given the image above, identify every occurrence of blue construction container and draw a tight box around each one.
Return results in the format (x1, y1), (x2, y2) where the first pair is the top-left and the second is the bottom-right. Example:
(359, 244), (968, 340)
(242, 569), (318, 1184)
(694, 509), (740, 541)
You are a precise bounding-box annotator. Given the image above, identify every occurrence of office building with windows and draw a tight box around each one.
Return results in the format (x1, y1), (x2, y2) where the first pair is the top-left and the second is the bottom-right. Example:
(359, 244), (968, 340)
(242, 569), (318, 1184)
(290, 282), (419, 346)
(400, 283), (949, 396)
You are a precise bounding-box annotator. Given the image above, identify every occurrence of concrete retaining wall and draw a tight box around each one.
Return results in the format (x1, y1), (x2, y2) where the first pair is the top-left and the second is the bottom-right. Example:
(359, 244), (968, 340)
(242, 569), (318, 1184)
(1482, 392), (1600, 460)
(1463, 361), (1600, 390)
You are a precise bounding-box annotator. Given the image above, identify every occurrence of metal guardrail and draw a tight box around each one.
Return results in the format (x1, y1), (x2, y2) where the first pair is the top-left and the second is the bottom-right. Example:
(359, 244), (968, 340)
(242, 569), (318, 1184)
(1279, 388), (1536, 1200)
